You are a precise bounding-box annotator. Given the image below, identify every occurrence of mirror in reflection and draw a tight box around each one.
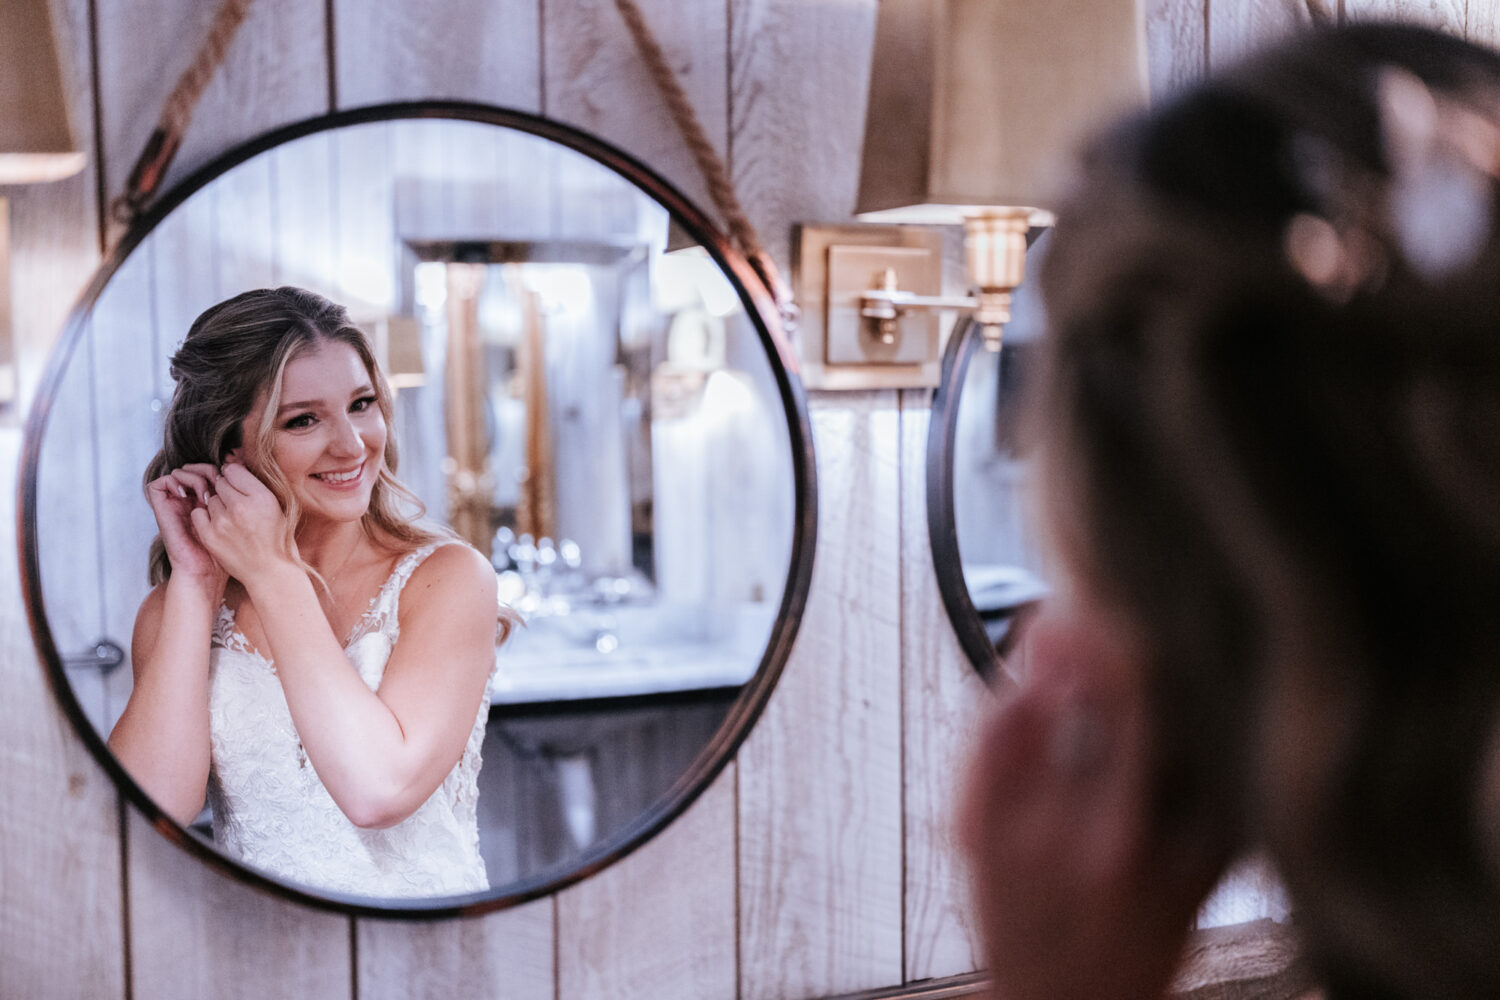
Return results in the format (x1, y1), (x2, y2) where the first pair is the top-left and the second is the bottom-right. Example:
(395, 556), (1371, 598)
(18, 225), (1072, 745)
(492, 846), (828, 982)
(29, 111), (804, 907)
(937, 236), (1052, 673)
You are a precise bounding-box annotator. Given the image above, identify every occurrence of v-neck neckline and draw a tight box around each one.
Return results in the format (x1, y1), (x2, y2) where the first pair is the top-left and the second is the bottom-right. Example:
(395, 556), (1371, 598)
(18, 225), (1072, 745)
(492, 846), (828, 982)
(217, 546), (425, 665)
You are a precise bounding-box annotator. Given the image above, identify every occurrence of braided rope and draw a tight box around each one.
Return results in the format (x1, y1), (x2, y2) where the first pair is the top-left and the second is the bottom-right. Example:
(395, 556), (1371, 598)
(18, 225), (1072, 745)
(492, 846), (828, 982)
(110, 0), (258, 223)
(612, 0), (797, 330)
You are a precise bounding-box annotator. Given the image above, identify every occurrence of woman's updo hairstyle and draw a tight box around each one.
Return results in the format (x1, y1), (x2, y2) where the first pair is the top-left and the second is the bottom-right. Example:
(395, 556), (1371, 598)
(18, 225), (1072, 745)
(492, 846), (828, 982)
(145, 286), (444, 585)
(1033, 23), (1500, 996)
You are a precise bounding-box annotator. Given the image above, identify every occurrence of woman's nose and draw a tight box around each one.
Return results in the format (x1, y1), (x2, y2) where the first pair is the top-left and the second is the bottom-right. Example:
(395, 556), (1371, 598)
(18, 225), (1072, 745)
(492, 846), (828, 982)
(329, 416), (364, 457)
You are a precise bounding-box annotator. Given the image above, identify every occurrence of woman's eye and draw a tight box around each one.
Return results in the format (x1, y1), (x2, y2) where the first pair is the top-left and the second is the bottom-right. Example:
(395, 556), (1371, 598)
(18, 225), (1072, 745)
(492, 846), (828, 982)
(283, 413), (316, 430)
(350, 395), (377, 413)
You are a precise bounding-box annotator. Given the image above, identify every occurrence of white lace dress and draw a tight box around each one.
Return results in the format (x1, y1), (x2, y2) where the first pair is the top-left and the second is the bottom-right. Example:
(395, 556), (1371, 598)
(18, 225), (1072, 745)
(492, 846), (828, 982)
(206, 542), (492, 898)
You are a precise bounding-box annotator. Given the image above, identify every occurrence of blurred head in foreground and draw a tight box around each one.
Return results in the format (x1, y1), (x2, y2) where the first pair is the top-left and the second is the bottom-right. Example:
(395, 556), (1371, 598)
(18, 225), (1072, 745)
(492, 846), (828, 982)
(1031, 22), (1500, 996)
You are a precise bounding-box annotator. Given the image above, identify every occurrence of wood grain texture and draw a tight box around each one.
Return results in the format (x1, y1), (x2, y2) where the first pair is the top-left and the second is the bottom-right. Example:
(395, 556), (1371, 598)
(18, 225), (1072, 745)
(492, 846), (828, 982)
(1, 0), (123, 993)
(334, 0), (542, 111)
(1468, 0), (1500, 43)
(739, 392), (905, 1000)
(357, 898), (554, 1000)
(95, 0), (329, 242)
(729, 0), (878, 271)
(898, 390), (986, 983)
(556, 765), (738, 1000)
(542, 0), (728, 231)
(125, 809), (352, 999)
(1344, 0), (1467, 31)
(1147, 0), (1208, 100)
(1207, 0), (1317, 70)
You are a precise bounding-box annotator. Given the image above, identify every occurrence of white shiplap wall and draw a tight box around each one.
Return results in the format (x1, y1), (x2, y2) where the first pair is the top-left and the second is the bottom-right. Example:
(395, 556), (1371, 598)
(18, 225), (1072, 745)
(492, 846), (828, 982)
(2, 1), (1472, 998)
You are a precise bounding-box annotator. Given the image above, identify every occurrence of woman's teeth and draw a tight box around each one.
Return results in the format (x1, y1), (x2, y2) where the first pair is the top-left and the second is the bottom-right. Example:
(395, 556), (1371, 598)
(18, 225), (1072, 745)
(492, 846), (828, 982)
(314, 466), (361, 484)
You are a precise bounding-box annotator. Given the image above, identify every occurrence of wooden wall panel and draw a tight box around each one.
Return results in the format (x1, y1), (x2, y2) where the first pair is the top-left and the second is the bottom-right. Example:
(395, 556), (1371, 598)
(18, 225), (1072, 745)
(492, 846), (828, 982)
(898, 390), (986, 983)
(1344, 0), (1467, 31)
(357, 899), (554, 1000)
(1469, 0), (1500, 42)
(729, 0), (879, 270)
(125, 811), (352, 999)
(335, 0), (541, 111)
(1207, 0), (1317, 69)
(1146, 0), (1208, 100)
(95, 0), (329, 240)
(542, 0), (728, 230)
(1, 0), (123, 995)
(556, 767), (738, 1000)
(739, 393), (905, 1000)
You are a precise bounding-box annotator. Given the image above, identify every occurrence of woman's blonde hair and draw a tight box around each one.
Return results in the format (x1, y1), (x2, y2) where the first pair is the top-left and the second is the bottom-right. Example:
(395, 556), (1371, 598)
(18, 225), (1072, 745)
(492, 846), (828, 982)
(145, 286), (450, 587)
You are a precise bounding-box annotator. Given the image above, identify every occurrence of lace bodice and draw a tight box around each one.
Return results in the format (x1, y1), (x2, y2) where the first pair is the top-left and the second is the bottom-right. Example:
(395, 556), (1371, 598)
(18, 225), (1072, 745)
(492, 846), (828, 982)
(207, 542), (491, 898)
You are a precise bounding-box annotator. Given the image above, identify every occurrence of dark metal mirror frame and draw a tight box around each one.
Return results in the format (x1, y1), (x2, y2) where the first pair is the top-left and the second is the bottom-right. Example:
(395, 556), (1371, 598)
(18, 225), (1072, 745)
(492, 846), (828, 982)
(926, 315), (1005, 682)
(17, 102), (819, 919)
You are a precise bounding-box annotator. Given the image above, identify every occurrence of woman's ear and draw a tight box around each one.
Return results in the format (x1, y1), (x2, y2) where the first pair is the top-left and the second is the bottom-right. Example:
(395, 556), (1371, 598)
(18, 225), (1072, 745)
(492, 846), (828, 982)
(223, 446), (244, 467)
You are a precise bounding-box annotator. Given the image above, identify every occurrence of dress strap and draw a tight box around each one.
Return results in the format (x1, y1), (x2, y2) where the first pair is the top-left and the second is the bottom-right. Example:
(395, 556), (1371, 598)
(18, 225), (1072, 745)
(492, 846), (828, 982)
(344, 541), (454, 646)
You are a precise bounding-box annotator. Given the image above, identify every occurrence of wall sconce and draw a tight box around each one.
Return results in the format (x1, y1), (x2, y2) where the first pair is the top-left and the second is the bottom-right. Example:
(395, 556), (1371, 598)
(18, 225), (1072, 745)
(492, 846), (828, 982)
(796, 0), (1146, 389)
(0, 0), (87, 410)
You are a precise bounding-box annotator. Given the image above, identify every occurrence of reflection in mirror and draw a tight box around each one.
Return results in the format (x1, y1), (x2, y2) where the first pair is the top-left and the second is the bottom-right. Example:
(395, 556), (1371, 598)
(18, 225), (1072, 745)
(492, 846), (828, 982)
(30, 114), (801, 906)
(936, 235), (1052, 674)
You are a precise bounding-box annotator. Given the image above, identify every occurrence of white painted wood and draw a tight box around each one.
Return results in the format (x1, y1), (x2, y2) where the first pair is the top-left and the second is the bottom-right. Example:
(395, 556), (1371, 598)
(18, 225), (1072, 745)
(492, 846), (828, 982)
(1345, 0), (1467, 32)
(125, 810), (352, 999)
(898, 389), (987, 982)
(334, 0), (542, 112)
(739, 392), (905, 1000)
(1468, 0), (1500, 43)
(86, 249), (162, 732)
(1208, 0), (1317, 69)
(729, 0), (878, 272)
(357, 899), (554, 1000)
(556, 766), (737, 1000)
(95, 0), (328, 243)
(272, 131), (339, 295)
(1, 0), (123, 994)
(1147, 0), (1208, 100)
(543, 0), (728, 230)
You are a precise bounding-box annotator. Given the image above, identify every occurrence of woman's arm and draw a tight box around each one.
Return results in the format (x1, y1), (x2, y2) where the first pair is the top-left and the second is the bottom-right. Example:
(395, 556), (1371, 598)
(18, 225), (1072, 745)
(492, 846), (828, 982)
(245, 544), (497, 829)
(108, 466), (226, 825)
(195, 463), (497, 829)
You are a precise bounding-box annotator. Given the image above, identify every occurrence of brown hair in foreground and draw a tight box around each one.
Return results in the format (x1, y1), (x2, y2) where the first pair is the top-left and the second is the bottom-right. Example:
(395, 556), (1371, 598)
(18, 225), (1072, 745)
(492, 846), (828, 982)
(1033, 22), (1500, 998)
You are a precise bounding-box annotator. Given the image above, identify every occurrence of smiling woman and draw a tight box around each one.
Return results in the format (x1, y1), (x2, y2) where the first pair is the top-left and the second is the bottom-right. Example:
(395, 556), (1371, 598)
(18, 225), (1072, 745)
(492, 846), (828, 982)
(108, 286), (514, 897)
(22, 106), (815, 917)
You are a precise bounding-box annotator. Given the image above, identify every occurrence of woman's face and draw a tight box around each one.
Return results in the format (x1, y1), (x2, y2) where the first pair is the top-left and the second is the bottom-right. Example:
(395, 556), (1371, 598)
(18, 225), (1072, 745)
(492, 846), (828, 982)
(243, 339), (388, 528)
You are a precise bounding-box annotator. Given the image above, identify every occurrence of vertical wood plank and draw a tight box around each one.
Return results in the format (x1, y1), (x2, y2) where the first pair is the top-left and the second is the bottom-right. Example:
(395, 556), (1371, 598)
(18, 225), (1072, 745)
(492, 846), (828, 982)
(739, 392), (905, 1000)
(95, 0), (328, 240)
(1208, 0), (1316, 69)
(1345, 0), (1467, 31)
(543, 0), (728, 229)
(1146, 0), (1208, 100)
(357, 899), (554, 1000)
(125, 811), (352, 999)
(898, 390), (987, 983)
(2, 0), (124, 994)
(729, 0), (878, 271)
(556, 766), (738, 1000)
(334, 0), (542, 111)
(1468, 0), (1500, 43)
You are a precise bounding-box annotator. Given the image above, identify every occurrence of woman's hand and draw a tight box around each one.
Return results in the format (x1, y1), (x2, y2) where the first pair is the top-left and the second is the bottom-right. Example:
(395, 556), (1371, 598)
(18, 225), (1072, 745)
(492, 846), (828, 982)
(958, 603), (1230, 1000)
(189, 462), (296, 584)
(146, 463), (227, 592)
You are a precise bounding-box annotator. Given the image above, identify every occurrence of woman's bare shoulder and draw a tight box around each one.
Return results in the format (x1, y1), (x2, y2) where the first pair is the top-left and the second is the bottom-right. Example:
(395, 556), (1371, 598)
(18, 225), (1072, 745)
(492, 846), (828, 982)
(402, 542), (496, 609)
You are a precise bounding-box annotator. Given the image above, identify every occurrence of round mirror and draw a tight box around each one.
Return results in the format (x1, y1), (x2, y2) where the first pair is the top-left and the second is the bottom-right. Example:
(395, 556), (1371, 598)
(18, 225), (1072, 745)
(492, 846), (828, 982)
(927, 236), (1050, 680)
(20, 104), (815, 915)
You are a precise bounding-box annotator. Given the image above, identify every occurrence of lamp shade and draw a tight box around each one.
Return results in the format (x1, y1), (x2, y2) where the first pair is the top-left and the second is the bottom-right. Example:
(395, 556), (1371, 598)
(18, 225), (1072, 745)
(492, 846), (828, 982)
(0, 0), (85, 184)
(856, 0), (1147, 224)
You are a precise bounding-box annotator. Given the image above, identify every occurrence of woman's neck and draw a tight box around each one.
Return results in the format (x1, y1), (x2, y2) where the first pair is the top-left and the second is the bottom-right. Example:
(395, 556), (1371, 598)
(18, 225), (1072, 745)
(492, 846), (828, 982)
(295, 518), (370, 576)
